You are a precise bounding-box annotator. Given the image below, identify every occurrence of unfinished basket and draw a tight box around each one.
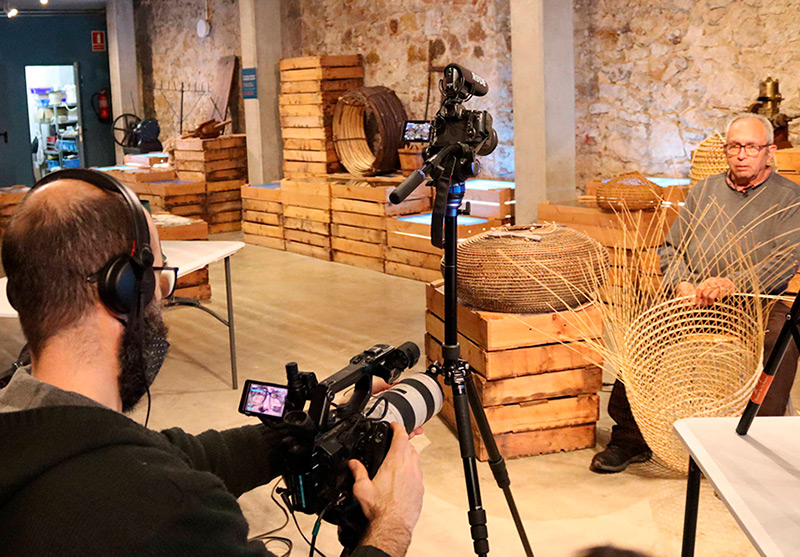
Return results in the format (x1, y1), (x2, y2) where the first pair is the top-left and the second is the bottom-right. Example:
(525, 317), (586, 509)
(689, 132), (728, 186)
(621, 295), (763, 471)
(456, 223), (610, 313)
(595, 172), (661, 211)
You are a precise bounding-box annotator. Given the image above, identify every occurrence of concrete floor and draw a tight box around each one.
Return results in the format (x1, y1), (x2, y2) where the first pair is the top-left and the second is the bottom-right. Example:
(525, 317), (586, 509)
(2, 233), (781, 556)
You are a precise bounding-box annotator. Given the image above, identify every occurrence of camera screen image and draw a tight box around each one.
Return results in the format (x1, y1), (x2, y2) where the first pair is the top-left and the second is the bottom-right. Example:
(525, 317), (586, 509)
(403, 120), (432, 143)
(240, 381), (289, 418)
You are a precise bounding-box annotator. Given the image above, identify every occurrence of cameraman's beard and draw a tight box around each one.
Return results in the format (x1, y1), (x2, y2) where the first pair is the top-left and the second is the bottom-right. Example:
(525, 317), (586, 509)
(118, 302), (170, 413)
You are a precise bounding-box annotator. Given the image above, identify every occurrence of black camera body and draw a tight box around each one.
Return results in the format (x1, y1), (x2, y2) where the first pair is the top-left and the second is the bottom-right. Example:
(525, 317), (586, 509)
(239, 342), (441, 549)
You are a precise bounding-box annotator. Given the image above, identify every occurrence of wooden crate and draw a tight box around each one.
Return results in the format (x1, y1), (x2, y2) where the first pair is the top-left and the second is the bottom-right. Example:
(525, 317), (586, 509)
(123, 152), (169, 167)
(0, 186), (29, 237)
(94, 165), (177, 183)
(174, 134), (246, 152)
(280, 177), (331, 260)
(426, 279), (603, 460)
(151, 213), (211, 300)
(124, 179), (206, 220)
(385, 213), (493, 281)
(464, 178), (515, 222)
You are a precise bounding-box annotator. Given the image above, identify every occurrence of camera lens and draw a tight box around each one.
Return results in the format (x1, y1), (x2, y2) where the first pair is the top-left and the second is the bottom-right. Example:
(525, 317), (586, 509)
(365, 372), (444, 433)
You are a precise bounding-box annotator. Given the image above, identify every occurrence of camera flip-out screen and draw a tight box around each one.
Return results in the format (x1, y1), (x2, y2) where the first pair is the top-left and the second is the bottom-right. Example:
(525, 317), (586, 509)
(403, 120), (432, 143)
(239, 380), (289, 419)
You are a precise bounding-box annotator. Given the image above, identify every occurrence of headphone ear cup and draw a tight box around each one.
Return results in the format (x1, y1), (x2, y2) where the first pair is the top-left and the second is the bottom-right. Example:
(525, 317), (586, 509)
(139, 265), (156, 309)
(97, 256), (140, 315)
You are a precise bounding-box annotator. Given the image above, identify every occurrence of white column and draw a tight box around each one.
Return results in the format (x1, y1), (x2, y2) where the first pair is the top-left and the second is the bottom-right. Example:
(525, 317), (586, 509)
(240, 0), (282, 185)
(106, 0), (140, 164)
(510, 0), (576, 223)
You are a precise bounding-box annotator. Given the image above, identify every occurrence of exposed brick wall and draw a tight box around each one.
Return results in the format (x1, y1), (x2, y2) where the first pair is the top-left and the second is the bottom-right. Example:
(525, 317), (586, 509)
(574, 0), (800, 188)
(280, 0), (514, 179)
(134, 0), (244, 143)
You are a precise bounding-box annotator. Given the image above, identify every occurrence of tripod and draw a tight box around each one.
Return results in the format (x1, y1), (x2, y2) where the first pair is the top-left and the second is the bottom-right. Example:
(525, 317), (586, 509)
(737, 288), (800, 435)
(391, 145), (534, 557)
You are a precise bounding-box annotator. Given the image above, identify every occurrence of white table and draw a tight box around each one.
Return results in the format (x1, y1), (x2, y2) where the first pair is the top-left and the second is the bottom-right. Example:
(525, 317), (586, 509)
(2, 240), (245, 389)
(675, 417), (800, 556)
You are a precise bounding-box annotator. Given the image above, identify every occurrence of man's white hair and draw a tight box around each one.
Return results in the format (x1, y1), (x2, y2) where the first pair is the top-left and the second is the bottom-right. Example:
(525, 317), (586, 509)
(725, 113), (775, 145)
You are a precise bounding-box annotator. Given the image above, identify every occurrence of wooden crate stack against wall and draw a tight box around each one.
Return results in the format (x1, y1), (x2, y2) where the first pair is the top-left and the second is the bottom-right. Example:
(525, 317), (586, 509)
(425, 280), (604, 460)
(329, 175), (431, 273)
(464, 179), (515, 224)
(151, 213), (211, 300)
(174, 134), (247, 234)
(279, 55), (364, 178)
(386, 213), (494, 282)
(241, 182), (285, 250)
(281, 178), (332, 260)
(124, 180), (207, 220)
(0, 186), (29, 238)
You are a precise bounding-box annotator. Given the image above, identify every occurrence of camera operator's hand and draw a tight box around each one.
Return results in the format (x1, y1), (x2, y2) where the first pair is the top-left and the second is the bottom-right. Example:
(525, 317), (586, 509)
(348, 422), (424, 556)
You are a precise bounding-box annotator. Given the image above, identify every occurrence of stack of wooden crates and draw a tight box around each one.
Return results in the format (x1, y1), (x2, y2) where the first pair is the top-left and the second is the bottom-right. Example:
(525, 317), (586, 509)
(151, 213), (211, 300)
(279, 55), (364, 178)
(174, 134), (247, 233)
(425, 280), (604, 460)
(281, 177), (332, 260)
(241, 183), (284, 251)
(330, 175), (430, 273)
(0, 186), (29, 238)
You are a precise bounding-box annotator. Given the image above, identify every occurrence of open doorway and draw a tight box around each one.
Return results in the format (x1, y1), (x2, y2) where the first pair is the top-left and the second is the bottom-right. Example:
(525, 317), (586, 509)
(24, 63), (85, 180)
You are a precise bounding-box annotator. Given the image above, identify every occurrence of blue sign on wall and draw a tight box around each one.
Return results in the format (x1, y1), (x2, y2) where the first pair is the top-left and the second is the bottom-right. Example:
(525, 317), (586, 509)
(242, 68), (257, 99)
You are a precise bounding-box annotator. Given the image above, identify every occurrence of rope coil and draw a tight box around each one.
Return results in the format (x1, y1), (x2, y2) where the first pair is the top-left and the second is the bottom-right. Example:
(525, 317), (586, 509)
(332, 86), (407, 176)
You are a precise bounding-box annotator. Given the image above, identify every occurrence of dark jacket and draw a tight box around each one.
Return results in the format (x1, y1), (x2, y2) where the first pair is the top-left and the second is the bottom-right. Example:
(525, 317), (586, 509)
(0, 404), (387, 556)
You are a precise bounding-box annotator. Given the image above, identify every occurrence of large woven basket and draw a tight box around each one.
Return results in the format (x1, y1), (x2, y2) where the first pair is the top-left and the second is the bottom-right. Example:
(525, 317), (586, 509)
(456, 223), (610, 313)
(621, 295), (762, 471)
(595, 172), (660, 211)
(689, 133), (728, 186)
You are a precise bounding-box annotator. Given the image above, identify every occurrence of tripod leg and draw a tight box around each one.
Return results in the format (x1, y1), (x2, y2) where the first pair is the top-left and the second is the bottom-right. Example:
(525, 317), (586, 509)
(450, 377), (490, 557)
(465, 371), (535, 557)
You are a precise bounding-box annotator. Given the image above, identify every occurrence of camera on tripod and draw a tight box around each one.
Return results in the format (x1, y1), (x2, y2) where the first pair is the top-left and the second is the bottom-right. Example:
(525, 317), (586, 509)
(238, 342), (443, 549)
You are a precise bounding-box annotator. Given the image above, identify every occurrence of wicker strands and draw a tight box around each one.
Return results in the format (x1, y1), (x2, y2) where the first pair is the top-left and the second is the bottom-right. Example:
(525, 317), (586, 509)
(690, 133), (728, 186)
(333, 86), (407, 176)
(595, 172), (661, 211)
(621, 295), (763, 471)
(457, 223), (610, 313)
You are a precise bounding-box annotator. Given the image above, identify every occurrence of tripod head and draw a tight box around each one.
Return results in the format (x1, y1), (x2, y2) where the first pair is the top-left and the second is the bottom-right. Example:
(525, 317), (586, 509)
(390, 63), (498, 248)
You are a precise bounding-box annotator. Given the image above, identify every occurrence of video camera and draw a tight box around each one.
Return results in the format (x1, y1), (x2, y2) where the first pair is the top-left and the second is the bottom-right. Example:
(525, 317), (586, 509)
(239, 342), (444, 549)
(391, 63), (498, 248)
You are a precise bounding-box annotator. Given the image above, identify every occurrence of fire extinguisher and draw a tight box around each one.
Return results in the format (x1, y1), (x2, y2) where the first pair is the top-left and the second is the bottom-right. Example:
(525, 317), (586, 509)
(91, 90), (111, 123)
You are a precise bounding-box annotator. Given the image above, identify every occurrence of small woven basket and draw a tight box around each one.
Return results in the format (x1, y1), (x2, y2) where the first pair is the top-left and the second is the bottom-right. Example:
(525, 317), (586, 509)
(689, 133), (728, 186)
(595, 172), (661, 211)
(456, 223), (610, 313)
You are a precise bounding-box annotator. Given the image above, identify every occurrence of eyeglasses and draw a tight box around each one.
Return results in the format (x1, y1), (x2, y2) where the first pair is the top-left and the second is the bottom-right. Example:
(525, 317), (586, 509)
(724, 142), (770, 157)
(153, 266), (179, 298)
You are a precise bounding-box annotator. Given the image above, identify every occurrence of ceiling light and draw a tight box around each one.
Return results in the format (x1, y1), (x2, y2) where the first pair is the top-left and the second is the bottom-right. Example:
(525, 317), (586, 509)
(40, 0), (48, 4)
(7, 6), (18, 17)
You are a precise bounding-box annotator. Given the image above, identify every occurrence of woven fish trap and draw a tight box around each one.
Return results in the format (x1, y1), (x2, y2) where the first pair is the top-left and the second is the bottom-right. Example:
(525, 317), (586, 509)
(456, 223), (610, 313)
(621, 295), (762, 472)
(689, 133), (728, 186)
(595, 172), (661, 211)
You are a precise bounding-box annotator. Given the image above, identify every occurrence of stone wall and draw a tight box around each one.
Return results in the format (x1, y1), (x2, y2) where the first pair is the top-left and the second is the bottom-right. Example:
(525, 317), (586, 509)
(134, 0), (244, 143)
(574, 0), (800, 188)
(281, 0), (514, 179)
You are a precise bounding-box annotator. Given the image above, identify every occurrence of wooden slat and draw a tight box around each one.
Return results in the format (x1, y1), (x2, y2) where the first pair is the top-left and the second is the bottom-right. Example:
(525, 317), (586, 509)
(331, 237), (384, 259)
(242, 221), (283, 239)
(208, 210), (242, 224)
(283, 138), (335, 151)
(206, 179), (246, 193)
(279, 55), (362, 71)
(280, 78), (364, 94)
(243, 211), (281, 226)
(283, 149), (339, 163)
(284, 205), (330, 223)
(174, 283), (212, 300)
(282, 160), (339, 174)
(173, 147), (247, 162)
(175, 267), (209, 288)
(280, 66), (365, 82)
(331, 223), (386, 244)
(207, 200), (243, 213)
(208, 190), (242, 203)
(242, 198), (282, 213)
(333, 251), (384, 273)
(332, 211), (385, 229)
(281, 114), (332, 128)
(384, 261), (441, 283)
(284, 217), (329, 235)
(331, 196), (430, 217)
(244, 234), (286, 251)
(208, 221), (242, 234)
(174, 134), (246, 151)
(175, 158), (246, 173)
(284, 228), (330, 247)
(279, 92), (343, 105)
(286, 240), (332, 260)
(385, 246), (440, 270)
(241, 185), (281, 202)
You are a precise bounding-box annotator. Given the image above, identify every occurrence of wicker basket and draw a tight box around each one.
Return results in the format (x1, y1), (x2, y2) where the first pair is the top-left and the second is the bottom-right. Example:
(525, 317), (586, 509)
(595, 172), (661, 211)
(689, 133), (728, 186)
(456, 223), (610, 313)
(621, 295), (762, 471)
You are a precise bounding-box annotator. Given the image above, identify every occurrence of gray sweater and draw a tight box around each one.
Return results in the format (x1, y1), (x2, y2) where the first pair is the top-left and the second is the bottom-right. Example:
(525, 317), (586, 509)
(659, 171), (800, 295)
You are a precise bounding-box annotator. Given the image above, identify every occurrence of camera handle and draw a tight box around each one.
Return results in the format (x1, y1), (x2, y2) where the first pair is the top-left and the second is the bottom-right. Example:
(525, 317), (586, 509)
(425, 172), (534, 557)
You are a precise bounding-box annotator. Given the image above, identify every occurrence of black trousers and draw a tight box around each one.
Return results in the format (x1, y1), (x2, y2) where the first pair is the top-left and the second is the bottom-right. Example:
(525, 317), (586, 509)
(608, 302), (799, 448)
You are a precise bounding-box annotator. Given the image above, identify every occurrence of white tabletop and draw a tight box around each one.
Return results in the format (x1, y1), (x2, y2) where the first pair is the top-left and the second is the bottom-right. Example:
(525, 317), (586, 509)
(0, 240), (245, 319)
(674, 417), (800, 556)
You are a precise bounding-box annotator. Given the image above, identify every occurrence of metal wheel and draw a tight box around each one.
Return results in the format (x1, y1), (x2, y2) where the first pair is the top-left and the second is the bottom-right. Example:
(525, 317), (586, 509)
(113, 113), (141, 147)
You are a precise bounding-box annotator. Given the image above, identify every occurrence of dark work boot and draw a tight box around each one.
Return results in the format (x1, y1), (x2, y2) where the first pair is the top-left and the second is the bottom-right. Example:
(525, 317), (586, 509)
(590, 444), (652, 474)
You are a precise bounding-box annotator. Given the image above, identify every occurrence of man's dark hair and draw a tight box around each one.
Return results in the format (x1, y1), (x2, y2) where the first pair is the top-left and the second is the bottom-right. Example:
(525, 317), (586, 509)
(1, 184), (133, 356)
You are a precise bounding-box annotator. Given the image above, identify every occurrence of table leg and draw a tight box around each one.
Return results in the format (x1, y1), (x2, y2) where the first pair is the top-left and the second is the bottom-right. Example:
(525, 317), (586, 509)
(682, 457), (701, 557)
(225, 256), (238, 390)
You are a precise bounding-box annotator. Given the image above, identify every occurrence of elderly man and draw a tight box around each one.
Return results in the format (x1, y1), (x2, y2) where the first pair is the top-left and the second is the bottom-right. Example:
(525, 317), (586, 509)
(591, 113), (800, 473)
(0, 173), (424, 555)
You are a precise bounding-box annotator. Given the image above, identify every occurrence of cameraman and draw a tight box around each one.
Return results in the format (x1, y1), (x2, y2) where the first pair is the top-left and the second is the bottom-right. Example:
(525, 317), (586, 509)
(0, 177), (424, 556)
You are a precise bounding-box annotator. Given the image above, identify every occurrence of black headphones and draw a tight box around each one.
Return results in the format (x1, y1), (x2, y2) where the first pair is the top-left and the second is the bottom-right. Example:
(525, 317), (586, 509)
(27, 168), (156, 316)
